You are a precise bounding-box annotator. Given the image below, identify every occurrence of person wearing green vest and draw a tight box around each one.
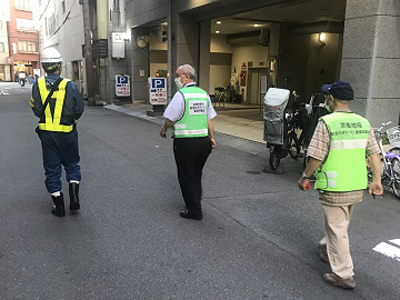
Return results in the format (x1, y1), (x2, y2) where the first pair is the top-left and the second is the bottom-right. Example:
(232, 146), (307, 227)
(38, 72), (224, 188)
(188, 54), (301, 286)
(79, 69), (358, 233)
(30, 47), (84, 217)
(160, 64), (217, 220)
(298, 81), (383, 289)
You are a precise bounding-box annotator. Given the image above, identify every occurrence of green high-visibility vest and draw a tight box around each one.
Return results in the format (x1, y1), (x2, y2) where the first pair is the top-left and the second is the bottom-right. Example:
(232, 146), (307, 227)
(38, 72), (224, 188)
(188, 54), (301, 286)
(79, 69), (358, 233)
(37, 78), (74, 133)
(173, 86), (209, 138)
(314, 112), (370, 192)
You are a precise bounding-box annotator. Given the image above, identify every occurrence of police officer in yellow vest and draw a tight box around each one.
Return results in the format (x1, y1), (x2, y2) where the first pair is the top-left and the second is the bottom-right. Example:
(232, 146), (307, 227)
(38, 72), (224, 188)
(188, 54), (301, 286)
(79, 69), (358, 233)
(30, 47), (84, 217)
(298, 81), (383, 289)
(160, 64), (217, 220)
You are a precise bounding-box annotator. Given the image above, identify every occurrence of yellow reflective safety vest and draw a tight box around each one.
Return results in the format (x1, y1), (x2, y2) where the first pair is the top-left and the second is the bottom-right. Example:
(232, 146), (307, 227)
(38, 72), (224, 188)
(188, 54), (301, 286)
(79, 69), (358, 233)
(314, 112), (370, 192)
(38, 78), (74, 133)
(173, 86), (209, 138)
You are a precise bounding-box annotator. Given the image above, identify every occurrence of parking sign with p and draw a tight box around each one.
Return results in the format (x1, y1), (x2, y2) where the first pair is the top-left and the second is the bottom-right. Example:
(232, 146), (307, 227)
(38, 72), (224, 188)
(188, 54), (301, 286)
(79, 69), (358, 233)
(149, 77), (167, 105)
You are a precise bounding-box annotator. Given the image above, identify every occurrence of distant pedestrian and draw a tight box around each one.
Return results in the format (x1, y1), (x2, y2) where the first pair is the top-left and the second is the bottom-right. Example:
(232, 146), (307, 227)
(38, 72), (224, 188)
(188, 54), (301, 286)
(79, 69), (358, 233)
(298, 81), (383, 289)
(160, 64), (217, 220)
(28, 73), (34, 84)
(29, 47), (84, 217)
(18, 71), (26, 87)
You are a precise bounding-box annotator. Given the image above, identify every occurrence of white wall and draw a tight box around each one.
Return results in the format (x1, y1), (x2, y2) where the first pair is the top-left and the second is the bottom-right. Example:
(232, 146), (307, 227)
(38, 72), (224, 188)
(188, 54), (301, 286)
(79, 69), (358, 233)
(0, 20), (11, 81)
(210, 65), (231, 93)
(210, 35), (233, 53)
(40, 0), (84, 81)
(231, 45), (268, 101)
(209, 35), (233, 93)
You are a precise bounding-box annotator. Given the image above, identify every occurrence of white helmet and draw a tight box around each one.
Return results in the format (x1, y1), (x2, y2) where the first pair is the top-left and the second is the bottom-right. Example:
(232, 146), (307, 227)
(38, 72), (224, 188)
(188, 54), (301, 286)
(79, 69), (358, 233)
(41, 47), (63, 63)
(41, 47), (63, 73)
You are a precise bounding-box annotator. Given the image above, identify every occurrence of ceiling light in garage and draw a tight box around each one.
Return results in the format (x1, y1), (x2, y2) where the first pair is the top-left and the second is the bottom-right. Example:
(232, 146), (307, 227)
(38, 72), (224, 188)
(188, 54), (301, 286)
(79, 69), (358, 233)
(215, 31), (220, 34)
(216, 21), (221, 24)
(319, 32), (326, 42)
(254, 24), (259, 27)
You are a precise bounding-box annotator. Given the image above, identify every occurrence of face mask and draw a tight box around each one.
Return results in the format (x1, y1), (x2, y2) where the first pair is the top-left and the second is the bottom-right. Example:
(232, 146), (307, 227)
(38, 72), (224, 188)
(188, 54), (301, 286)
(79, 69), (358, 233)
(326, 96), (335, 112)
(175, 77), (183, 89)
(325, 105), (332, 113)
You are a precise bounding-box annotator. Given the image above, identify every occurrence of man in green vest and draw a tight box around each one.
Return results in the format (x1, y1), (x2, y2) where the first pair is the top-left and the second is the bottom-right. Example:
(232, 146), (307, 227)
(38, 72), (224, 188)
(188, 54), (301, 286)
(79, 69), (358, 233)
(298, 81), (383, 289)
(30, 47), (84, 217)
(160, 64), (217, 220)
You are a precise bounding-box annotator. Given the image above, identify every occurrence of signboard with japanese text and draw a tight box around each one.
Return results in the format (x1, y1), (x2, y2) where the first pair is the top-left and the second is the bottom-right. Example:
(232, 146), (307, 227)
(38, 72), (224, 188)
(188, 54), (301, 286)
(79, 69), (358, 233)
(148, 77), (167, 105)
(16, 19), (36, 31)
(115, 74), (130, 97)
(112, 33), (125, 59)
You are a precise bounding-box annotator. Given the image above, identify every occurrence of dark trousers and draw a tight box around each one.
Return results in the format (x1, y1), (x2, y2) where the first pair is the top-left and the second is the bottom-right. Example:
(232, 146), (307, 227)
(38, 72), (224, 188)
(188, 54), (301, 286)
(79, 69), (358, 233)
(173, 137), (212, 214)
(40, 129), (81, 193)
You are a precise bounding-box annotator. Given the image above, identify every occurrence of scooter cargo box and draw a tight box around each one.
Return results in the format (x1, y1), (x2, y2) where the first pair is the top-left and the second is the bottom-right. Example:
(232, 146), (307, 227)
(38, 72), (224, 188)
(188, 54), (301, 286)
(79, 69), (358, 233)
(263, 88), (290, 145)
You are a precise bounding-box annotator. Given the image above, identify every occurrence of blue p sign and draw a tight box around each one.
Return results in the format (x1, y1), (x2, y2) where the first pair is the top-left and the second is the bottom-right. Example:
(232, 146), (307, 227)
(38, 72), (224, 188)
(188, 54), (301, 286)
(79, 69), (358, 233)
(152, 78), (165, 89)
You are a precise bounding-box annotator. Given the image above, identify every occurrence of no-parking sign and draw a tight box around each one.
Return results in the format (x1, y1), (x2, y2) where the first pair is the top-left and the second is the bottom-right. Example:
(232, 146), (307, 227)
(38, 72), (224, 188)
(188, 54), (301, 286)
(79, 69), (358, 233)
(149, 77), (167, 105)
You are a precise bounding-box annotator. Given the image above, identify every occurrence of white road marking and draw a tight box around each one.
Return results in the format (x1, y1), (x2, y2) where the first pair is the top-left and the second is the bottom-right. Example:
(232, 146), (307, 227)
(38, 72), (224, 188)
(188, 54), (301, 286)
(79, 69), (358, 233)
(390, 239), (400, 247)
(373, 241), (400, 262)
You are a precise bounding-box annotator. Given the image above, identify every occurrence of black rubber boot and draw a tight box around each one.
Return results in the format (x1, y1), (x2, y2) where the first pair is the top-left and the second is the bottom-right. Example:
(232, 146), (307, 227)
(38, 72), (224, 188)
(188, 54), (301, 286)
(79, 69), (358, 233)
(69, 182), (80, 211)
(51, 193), (66, 217)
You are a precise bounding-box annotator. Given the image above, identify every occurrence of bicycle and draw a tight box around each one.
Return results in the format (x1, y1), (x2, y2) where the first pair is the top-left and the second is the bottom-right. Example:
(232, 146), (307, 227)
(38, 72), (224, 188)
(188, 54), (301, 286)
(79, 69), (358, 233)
(214, 87), (227, 108)
(366, 121), (400, 199)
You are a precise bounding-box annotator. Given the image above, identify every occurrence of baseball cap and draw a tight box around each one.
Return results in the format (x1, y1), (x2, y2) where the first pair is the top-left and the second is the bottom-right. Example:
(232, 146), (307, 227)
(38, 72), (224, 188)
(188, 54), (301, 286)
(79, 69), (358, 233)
(321, 80), (354, 100)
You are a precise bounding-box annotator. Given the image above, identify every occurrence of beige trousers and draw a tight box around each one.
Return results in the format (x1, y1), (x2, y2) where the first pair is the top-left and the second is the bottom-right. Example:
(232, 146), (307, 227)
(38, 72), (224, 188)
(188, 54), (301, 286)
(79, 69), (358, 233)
(319, 203), (356, 279)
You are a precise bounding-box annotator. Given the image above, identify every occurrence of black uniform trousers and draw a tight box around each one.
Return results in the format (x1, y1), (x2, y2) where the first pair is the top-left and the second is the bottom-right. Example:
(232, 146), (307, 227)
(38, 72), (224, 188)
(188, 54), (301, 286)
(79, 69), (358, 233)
(173, 136), (212, 215)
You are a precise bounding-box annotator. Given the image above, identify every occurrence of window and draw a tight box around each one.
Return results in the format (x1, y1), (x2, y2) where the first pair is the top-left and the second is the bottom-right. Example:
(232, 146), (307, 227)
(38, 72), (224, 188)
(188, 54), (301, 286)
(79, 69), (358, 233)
(18, 41), (37, 53)
(15, 0), (31, 10)
(0, 43), (4, 52)
(44, 18), (48, 37)
(48, 16), (56, 35)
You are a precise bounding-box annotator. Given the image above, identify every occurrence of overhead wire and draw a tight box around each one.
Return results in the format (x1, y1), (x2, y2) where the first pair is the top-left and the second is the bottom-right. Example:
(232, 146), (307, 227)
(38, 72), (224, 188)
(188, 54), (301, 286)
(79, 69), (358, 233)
(39, 0), (51, 20)
(44, 0), (79, 40)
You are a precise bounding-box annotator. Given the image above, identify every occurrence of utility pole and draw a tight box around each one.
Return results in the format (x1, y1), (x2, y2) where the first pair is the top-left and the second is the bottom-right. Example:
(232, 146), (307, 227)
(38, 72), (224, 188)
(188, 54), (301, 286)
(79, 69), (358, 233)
(167, 0), (173, 103)
(81, 0), (95, 104)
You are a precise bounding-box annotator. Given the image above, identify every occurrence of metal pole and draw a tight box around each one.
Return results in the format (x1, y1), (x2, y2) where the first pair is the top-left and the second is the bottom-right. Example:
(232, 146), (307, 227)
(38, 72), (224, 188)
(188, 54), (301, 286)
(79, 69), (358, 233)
(81, 0), (94, 104)
(167, 0), (172, 103)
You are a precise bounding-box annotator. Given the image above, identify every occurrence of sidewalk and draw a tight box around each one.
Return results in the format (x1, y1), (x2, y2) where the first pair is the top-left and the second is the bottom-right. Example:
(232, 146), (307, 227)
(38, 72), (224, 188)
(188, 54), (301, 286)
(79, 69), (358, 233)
(104, 100), (269, 158)
(104, 100), (265, 143)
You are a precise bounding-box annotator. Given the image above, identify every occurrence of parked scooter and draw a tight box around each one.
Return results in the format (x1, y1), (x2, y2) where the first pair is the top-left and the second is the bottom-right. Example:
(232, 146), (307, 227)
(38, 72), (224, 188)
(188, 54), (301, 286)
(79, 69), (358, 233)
(263, 88), (291, 171)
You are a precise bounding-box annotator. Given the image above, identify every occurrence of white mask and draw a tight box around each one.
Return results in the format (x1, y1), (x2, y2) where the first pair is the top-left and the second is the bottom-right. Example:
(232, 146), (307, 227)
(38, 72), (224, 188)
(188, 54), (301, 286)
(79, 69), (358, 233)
(175, 77), (183, 89)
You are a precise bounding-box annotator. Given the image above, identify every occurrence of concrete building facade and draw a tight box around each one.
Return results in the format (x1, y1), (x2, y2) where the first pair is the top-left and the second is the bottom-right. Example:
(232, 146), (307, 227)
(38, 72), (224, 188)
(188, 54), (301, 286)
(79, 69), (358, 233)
(7, 0), (39, 82)
(118, 0), (399, 126)
(34, 0), (399, 126)
(0, 19), (11, 82)
(37, 0), (86, 94)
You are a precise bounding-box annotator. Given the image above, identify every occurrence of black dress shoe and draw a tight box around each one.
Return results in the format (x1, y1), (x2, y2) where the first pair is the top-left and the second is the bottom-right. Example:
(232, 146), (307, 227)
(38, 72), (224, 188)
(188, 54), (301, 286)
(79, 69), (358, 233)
(179, 210), (203, 220)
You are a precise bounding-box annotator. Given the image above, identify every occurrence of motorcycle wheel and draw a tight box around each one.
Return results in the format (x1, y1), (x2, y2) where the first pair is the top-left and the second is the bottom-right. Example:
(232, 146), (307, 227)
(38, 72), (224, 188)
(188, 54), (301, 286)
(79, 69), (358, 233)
(288, 133), (300, 159)
(269, 146), (281, 170)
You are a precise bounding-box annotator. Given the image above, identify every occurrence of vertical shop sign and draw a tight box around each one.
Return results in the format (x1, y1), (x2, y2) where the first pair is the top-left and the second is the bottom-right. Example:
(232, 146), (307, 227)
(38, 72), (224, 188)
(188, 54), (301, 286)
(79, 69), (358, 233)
(112, 33), (125, 58)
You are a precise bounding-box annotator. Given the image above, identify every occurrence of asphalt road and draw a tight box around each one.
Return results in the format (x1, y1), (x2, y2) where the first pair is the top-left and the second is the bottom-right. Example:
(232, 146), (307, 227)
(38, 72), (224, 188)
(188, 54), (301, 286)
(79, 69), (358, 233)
(0, 82), (399, 300)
